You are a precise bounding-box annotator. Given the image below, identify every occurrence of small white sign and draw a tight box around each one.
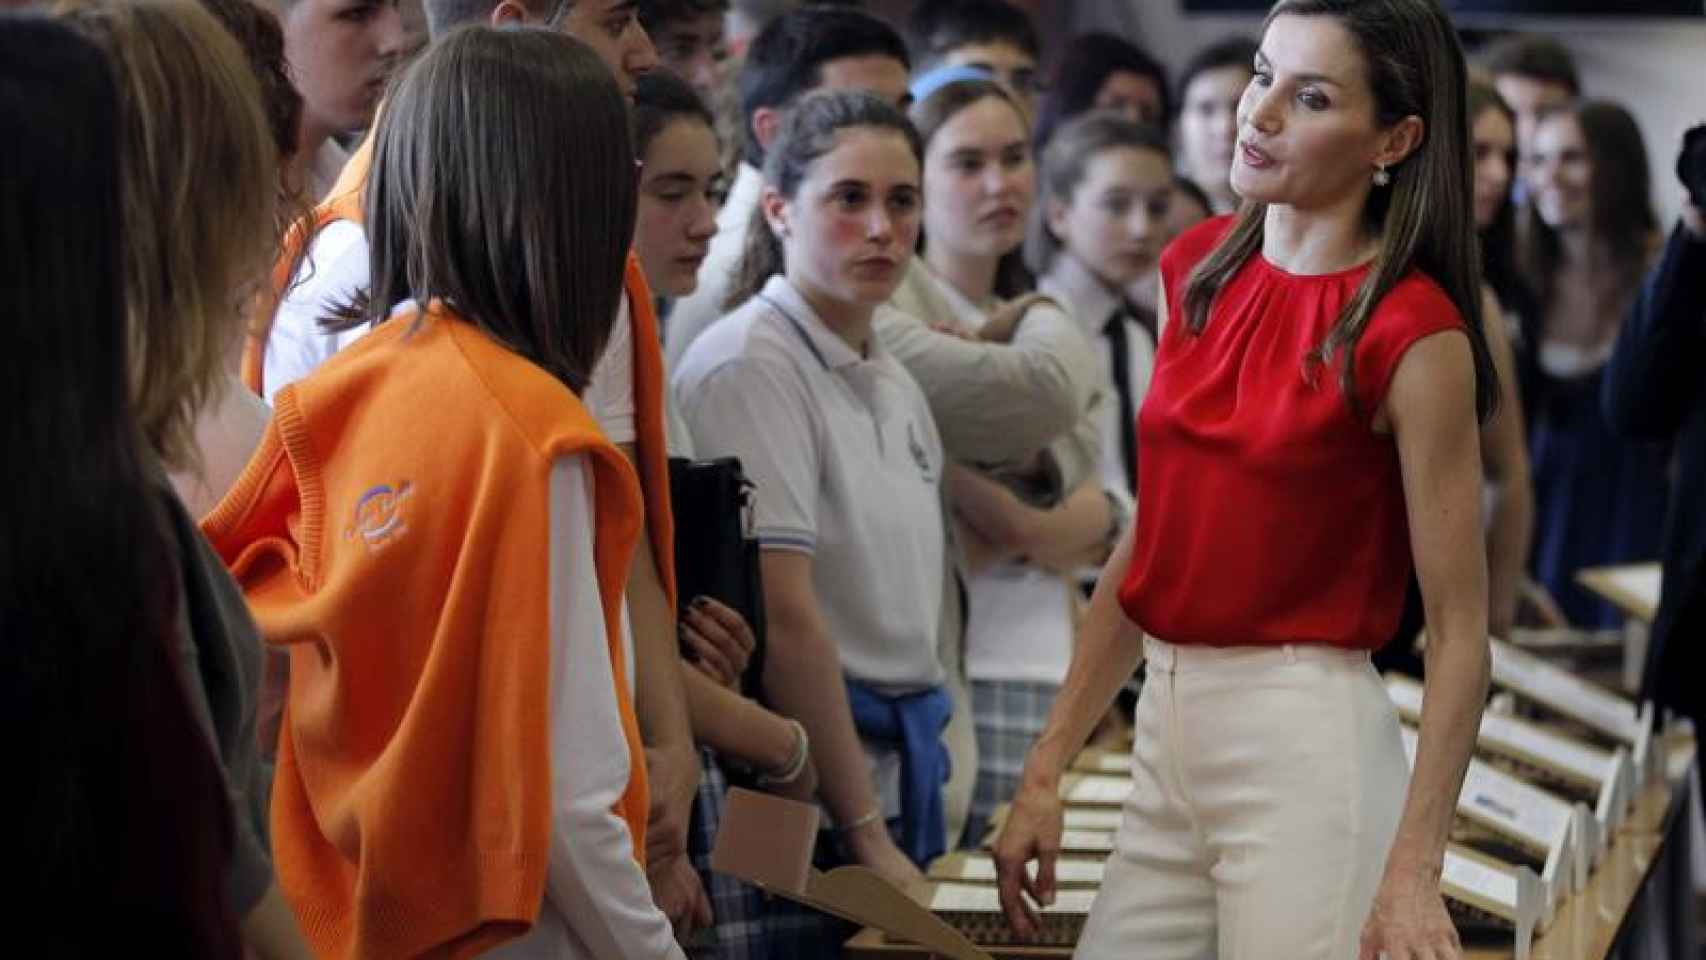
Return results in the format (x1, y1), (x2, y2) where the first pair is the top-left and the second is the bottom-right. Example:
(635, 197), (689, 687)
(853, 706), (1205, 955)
(928, 881), (1098, 915)
(1061, 774), (1132, 806)
(951, 855), (1106, 885)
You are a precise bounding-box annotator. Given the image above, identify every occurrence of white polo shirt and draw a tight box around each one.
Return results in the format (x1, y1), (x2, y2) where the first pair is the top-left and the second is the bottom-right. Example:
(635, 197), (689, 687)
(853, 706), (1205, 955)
(1039, 252), (1155, 506)
(673, 274), (946, 693)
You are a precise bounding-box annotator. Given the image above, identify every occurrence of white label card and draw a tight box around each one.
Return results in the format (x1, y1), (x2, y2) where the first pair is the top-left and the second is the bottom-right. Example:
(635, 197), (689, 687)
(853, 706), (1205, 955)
(1059, 830), (1116, 852)
(1400, 726), (1572, 850)
(1478, 713), (1616, 786)
(1389, 675), (1614, 786)
(1062, 808), (1123, 831)
(1062, 774), (1131, 805)
(928, 882), (1098, 915)
(1091, 753), (1131, 773)
(1489, 639), (1642, 743)
(1442, 850), (1519, 908)
(952, 855), (1106, 885)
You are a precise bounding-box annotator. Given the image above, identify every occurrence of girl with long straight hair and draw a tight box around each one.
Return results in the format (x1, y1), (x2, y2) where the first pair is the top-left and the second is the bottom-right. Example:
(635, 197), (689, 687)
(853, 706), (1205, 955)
(1515, 99), (1669, 628)
(204, 27), (686, 959)
(56, 0), (315, 954)
(1, 14), (240, 956)
(996, 2), (1498, 957)
(676, 88), (942, 954)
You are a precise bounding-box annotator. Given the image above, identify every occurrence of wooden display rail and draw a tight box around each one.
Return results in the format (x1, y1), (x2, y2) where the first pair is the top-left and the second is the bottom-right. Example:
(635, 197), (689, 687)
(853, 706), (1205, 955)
(1573, 563), (1661, 625)
(844, 737), (1694, 960)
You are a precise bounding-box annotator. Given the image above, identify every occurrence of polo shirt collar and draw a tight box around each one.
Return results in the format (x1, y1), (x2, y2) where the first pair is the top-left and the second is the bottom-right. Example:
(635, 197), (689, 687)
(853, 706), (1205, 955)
(759, 275), (871, 371)
(1045, 253), (1123, 338)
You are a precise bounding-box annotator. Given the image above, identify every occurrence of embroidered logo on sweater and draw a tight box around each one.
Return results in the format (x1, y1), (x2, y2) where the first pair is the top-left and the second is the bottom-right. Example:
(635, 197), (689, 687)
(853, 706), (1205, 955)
(907, 422), (935, 484)
(346, 482), (414, 551)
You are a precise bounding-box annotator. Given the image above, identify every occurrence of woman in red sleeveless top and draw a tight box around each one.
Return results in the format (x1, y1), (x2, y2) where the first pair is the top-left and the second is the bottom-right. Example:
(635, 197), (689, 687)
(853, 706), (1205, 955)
(993, 3), (1499, 959)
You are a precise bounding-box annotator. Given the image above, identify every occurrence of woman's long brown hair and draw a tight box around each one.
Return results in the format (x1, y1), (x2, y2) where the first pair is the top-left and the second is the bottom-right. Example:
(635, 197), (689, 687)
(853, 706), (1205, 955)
(1181, 0), (1497, 422)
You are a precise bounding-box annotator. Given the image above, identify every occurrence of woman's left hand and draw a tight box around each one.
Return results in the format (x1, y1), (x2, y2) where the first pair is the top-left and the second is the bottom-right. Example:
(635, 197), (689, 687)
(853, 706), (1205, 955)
(1358, 863), (1462, 960)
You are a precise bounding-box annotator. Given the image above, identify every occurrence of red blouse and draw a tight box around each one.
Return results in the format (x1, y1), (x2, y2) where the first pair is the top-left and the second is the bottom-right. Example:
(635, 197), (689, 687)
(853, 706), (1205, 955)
(1119, 215), (1467, 650)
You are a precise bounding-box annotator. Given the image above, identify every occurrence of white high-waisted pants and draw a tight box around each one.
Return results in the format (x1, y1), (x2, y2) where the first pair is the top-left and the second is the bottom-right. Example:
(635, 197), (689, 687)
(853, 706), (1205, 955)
(1074, 636), (1409, 959)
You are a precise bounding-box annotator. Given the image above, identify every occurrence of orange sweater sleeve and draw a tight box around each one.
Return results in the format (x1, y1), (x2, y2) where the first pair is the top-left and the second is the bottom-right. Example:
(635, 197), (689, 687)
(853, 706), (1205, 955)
(205, 311), (648, 958)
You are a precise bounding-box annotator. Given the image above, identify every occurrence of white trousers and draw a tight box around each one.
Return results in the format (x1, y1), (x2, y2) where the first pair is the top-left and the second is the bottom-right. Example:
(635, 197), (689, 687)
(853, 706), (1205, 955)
(1075, 637), (1408, 960)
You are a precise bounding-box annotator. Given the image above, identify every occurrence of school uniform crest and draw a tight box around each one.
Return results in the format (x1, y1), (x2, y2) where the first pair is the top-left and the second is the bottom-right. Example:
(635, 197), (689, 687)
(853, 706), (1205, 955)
(346, 481), (414, 551)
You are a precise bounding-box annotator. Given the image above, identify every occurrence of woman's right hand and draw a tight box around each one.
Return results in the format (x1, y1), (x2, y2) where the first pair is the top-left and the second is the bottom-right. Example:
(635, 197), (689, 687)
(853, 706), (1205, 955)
(992, 776), (1065, 938)
(844, 818), (927, 892)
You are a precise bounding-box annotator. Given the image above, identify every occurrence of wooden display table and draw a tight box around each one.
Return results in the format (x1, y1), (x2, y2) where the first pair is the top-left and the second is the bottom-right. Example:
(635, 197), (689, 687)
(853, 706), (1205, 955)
(845, 738), (1695, 960)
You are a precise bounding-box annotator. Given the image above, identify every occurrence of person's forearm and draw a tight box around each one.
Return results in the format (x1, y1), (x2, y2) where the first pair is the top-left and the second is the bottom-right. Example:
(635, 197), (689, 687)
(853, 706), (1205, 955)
(877, 309), (1090, 468)
(627, 516), (696, 761)
(1483, 478), (1532, 639)
(1478, 286), (1531, 640)
(1026, 483), (1112, 570)
(764, 602), (880, 826)
(1390, 615), (1488, 878)
(1020, 529), (1143, 790)
(682, 664), (796, 772)
(241, 884), (315, 960)
(948, 468), (1108, 564)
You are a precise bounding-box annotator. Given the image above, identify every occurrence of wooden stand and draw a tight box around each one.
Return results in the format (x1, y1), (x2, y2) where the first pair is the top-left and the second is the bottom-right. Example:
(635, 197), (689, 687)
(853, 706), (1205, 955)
(844, 740), (1693, 960)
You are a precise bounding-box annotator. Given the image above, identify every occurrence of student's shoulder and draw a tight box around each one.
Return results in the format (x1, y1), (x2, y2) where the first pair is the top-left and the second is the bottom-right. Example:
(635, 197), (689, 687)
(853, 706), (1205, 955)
(676, 297), (804, 384)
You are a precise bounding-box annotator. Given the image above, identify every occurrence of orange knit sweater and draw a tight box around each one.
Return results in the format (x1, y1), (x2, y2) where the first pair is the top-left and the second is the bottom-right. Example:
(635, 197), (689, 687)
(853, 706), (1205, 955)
(205, 301), (651, 957)
(242, 136), (677, 608)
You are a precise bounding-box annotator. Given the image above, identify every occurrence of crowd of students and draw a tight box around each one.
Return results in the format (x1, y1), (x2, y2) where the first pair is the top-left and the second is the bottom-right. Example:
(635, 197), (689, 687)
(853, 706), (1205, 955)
(3, 0), (1700, 957)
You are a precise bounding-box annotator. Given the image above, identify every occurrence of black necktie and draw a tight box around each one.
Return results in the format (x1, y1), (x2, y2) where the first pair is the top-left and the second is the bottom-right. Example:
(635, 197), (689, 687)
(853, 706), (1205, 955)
(1103, 307), (1138, 495)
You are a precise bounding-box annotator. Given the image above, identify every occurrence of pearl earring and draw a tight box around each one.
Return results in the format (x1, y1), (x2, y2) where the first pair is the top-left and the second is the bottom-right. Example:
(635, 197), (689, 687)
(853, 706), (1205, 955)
(1373, 164), (1392, 187)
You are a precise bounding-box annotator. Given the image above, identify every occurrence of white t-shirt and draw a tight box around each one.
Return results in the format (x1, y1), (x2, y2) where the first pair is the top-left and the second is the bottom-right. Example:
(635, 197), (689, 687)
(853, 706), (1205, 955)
(1039, 253), (1154, 507)
(264, 219), (373, 403)
(673, 274), (946, 692)
(483, 454), (682, 960)
(582, 297), (636, 445)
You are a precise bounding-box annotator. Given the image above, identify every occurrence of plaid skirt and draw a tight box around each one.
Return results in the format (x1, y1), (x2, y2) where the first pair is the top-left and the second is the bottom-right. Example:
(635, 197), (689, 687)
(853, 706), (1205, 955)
(686, 749), (774, 960)
(965, 678), (1060, 848)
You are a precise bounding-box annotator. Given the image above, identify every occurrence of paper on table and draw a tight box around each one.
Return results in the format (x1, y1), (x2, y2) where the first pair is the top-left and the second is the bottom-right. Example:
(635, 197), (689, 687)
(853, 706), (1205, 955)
(1063, 808), (1123, 831)
(1400, 726), (1573, 850)
(1058, 829), (1116, 852)
(1090, 753), (1130, 773)
(1479, 713), (1619, 786)
(1489, 639), (1643, 744)
(1062, 774), (1131, 805)
(1388, 674), (1616, 787)
(951, 855), (1106, 885)
(1443, 849), (1520, 907)
(928, 882), (1099, 915)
